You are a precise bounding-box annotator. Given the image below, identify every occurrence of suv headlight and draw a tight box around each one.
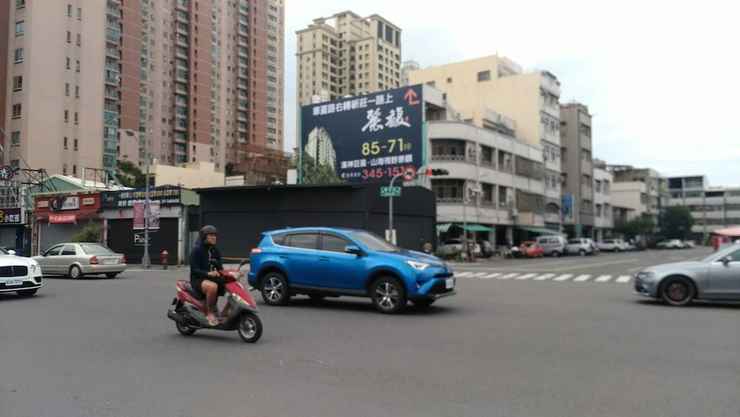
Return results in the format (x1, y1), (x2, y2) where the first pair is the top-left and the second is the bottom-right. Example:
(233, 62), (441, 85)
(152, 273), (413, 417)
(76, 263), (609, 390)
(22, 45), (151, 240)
(636, 271), (655, 280)
(29, 263), (39, 274)
(406, 260), (430, 271)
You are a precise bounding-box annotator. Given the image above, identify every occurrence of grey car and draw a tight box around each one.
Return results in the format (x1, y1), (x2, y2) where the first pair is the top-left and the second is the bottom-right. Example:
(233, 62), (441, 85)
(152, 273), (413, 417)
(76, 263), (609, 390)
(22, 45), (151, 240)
(33, 243), (127, 279)
(634, 243), (740, 306)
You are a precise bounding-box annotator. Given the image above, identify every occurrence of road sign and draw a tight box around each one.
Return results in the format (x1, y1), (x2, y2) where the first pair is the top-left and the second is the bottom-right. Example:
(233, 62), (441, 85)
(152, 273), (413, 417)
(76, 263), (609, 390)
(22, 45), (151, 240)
(380, 186), (402, 198)
(403, 167), (416, 182)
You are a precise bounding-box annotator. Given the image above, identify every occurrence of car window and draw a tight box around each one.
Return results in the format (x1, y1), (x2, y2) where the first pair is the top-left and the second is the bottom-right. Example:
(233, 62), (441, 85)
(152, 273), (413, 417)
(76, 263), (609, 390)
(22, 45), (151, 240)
(285, 233), (318, 250)
(726, 249), (740, 262)
(568, 239), (581, 244)
(271, 233), (287, 245)
(61, 245), (77, 256)
(44, 245), (63, 256)
(350, 231), (399, 252)
(321, 234), (351, 253)
(79, 243), (113, 255)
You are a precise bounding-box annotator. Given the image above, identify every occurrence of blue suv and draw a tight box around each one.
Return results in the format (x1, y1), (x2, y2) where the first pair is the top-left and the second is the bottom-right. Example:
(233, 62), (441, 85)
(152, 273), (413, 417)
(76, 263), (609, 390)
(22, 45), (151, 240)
(248, 228), (456, 313)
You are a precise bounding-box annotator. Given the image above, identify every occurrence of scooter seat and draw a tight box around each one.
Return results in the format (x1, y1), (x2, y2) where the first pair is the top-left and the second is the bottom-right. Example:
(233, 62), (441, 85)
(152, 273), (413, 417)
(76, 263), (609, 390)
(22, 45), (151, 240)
(176, 280), (205, 300)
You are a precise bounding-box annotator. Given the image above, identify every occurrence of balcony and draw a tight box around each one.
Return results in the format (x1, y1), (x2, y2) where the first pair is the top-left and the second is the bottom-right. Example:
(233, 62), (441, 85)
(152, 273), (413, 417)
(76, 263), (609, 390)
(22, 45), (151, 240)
(105, 47), (120, 59)
(105, 71), (120, 85)
(106, 28), (121, 44)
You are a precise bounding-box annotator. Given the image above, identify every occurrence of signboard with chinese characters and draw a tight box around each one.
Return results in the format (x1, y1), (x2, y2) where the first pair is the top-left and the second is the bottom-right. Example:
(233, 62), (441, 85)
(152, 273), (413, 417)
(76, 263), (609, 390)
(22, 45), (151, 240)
(0, 208), (23, 224)
(101, 186), (182, 209)
(300, 85), (424, 183)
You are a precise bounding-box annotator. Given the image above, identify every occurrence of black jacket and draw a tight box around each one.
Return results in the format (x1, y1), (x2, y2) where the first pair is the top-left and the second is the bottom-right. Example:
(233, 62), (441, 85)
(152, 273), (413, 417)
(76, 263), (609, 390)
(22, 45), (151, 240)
(190, 243), (223, 280)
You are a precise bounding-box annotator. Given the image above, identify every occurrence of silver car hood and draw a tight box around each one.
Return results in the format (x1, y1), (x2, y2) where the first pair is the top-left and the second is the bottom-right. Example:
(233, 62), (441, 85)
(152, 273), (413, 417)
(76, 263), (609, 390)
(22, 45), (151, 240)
(645, 261), (705, 274)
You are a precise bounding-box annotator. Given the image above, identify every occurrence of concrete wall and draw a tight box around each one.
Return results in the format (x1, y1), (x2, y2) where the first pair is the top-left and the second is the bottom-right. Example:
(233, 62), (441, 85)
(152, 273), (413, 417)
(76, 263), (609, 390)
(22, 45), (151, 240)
(153, 162), (224, 189)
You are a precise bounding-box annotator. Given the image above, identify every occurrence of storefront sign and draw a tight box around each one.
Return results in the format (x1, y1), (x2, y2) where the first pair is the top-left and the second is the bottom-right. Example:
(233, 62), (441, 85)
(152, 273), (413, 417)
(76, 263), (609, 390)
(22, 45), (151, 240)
(82, 197), (96, 206)
(37, 200), (49, 209)
(50, 196), (80, 211)
(101, 186), (182, 209)
(133, 201), (161, 231)
(49, 214), (77, 224)
(0, 208), (22, 224)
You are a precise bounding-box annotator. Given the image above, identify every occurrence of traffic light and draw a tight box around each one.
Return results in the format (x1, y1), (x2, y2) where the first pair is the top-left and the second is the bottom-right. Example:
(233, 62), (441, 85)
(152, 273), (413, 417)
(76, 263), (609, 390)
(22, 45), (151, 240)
(430, 169), (449, 176)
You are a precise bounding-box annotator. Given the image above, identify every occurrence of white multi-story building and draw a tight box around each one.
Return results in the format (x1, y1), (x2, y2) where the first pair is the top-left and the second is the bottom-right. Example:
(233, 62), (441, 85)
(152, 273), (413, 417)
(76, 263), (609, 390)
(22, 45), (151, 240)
(592, 160), (613, 241)
(667, 175), (740, 241)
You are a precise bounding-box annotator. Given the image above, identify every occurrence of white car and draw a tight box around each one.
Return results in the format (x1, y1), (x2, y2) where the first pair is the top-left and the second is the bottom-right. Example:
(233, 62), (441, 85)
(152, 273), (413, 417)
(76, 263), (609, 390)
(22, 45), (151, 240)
(566, 238), (597, 256)
(0, 248), (44, 297)
(597, 239), (629, 252)
(658, 239), (685, 249)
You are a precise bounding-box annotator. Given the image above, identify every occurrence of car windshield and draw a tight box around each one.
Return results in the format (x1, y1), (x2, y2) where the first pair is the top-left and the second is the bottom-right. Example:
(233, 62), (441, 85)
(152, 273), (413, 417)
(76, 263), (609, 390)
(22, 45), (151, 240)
(0, 248), (7, 255)
(79, 243), (114, 255)
(350, 231), (399, 252)
(701, 245), (738, 263)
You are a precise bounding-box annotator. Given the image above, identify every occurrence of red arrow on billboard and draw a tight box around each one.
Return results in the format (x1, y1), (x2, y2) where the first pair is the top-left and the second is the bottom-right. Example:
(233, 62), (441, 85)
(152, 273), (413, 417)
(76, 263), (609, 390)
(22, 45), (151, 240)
(404, 88), (420, 106)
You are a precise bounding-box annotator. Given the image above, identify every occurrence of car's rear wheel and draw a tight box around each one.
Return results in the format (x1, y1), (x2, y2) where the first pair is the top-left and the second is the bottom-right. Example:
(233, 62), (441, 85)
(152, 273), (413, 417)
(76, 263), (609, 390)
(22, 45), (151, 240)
(371, 276), (407, 314)
(660, 276), (695, 306)
(552, 251), (562, 257)
(261, 272), (290, 306)
(69, 265), (83, 279)
(16, 289), (38, 297)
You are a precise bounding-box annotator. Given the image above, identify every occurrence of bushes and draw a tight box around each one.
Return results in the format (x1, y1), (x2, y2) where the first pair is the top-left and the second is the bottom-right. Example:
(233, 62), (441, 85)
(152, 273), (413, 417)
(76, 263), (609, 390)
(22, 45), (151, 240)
(71, 223), (102, 243)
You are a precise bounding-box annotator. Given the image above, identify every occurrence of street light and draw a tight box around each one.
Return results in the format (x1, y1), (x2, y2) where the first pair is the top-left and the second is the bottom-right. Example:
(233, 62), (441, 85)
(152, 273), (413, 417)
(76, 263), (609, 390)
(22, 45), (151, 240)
(121, 129), (151, 269)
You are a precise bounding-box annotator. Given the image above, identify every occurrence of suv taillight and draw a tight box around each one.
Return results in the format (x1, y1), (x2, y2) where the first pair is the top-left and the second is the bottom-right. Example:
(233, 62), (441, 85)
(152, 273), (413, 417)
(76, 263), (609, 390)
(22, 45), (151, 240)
(90, 256), (99, 265)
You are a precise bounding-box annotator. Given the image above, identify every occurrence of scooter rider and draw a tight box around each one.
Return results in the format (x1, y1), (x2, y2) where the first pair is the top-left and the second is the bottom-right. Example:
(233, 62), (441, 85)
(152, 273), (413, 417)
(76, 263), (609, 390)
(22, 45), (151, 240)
(190, 225), (225, 326)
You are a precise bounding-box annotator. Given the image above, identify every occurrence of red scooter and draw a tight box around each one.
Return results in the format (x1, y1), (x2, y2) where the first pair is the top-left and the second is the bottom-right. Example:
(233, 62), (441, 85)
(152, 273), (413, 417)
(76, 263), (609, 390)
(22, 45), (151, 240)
(167, 270), (262, 343)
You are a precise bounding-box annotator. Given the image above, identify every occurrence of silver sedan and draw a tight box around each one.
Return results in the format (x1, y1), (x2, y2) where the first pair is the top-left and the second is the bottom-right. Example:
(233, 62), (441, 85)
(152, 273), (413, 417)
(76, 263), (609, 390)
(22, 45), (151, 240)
(634, 243), (740, 305)
(33, 243), (127, 279)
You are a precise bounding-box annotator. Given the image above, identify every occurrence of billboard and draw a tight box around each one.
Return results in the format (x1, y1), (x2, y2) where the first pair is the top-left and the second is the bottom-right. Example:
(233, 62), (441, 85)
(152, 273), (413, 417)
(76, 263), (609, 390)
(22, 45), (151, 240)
(300, 85), (424, 183)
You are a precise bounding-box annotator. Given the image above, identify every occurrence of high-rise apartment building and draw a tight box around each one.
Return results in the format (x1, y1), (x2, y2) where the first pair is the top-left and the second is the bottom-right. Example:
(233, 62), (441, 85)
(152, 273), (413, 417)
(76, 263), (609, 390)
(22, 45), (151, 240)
(1, 0), (284, 179)
(296, 11), (401, 106)
(560, 102), (595, 237)
(409, 55), (563, 231)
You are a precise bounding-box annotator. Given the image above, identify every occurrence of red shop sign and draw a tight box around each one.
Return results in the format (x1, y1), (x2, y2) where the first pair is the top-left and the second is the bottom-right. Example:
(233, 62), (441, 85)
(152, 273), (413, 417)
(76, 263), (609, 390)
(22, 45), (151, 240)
(49, 214), (77, 224)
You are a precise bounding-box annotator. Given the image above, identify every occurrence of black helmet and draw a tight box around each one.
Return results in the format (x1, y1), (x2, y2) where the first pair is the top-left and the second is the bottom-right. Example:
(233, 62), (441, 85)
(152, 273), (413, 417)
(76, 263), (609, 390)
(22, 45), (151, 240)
(199, 225), (218, 241)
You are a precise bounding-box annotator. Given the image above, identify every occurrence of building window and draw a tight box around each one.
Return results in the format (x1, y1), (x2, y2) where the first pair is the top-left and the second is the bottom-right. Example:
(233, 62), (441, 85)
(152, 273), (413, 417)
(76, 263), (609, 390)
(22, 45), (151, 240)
(74, 139), (78, 151)
(477, 70), (491, 82)
(66, 57), (70, 70)
(76, 33), (81, 46)
(67, 4), (72, 17)
(64, 110), (69, 123)
(75, 85), (80, 98)
(75, 60), (80, 72)
(446, 77), (453, 83)
(11, 131), (21, 146)
(15, 21), (24, 36)
(16, 0), (25, 9)
(77, 7), (82, 20)
(65, 83), (70, 96)
(66, 31), (71, 43)
(12, 104), (22, 119)
(13, 76), (23, 91)
(14, 48), (23, 63)
(72, 165), (77, 176)
(63, 137), (68, 150)
(74, 112), (78, 125)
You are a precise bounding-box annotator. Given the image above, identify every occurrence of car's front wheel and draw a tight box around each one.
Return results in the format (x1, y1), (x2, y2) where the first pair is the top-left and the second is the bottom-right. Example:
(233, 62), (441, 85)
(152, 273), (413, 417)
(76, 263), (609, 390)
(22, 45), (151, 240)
(579, 249), (586, 257)
(261, 272), (290, 306)
(16, 289), (38, 297)
(660, 276), (695, 306)
(371, 276), (407, 314)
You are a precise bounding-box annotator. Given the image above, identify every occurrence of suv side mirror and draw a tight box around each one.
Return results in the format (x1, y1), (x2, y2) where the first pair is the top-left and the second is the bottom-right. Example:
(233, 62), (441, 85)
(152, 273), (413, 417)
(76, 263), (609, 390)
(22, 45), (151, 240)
(7, 250), (16, 256)
(345, 245), (363, 256)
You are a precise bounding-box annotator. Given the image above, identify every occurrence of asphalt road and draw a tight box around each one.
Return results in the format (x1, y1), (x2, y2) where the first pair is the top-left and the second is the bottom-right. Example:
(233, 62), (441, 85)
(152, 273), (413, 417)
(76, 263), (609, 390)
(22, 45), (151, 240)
(1, 248), (738, 417)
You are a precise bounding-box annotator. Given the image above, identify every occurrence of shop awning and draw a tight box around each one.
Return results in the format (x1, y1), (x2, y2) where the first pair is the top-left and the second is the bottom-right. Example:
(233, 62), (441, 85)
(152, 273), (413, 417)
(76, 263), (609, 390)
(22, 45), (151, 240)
(713, 226), (740, 237)
(437, 223), (494, 233)
(517, 226), (563, 236)
(436, 223), (453, 233)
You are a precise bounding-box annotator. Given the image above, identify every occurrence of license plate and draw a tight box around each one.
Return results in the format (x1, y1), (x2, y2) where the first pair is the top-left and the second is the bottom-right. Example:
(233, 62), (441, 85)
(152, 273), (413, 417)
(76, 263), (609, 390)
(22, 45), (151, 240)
(5, 279), (23, 286)
(445, 278), (455, 289)
(103, 259), (117, 265)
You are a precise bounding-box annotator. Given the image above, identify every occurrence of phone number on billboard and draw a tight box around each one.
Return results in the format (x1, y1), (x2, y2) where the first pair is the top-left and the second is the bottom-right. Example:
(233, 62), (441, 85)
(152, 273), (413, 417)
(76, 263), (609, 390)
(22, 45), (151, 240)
(360, 165), (416, 180)
(361, 139), (412, 156)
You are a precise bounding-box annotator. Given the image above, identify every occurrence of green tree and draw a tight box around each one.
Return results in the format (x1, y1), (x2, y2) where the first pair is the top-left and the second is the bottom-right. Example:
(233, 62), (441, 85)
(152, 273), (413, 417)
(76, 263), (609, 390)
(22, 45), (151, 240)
(300, 154), (343, 185)
(71, 223), (102, 243)
(116, 160), (146, 188)
(660, 206), (694, 239)
(615, 213), (656, 239)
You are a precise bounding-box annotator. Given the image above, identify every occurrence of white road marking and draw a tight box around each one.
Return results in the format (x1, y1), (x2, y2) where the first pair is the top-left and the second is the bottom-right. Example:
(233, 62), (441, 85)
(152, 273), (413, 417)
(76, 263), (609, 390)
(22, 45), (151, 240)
(455, 271), (473, 278)
(498, 273), (519, 280)
(471, 272), (489, 278)
(545, 258), (640, 272)
(595, 275), (613, 283)
(616, 275), (632, 283)
(482, 273), (501, 279)
(573, 274), (591, 282)
(516, 273), (539, 280)
(534, 273), (556, 281)
(553, 274), (573, 282)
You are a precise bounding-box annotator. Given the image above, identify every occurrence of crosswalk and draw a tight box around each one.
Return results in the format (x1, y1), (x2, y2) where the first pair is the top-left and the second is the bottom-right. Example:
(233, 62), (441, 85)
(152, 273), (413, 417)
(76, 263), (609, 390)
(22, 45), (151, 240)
(454, 270), (633, 284)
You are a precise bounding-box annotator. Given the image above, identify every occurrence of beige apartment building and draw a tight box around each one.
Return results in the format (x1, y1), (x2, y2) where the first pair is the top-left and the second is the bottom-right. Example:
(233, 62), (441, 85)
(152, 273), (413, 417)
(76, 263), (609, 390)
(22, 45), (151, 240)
(409, 55), (563, 230)
(609, 166), (667, 228)
(560, 102), (594, 237)
(296, 11), (401, 106)
(1, 0), (284, 180)
(593, 160), (613, 241)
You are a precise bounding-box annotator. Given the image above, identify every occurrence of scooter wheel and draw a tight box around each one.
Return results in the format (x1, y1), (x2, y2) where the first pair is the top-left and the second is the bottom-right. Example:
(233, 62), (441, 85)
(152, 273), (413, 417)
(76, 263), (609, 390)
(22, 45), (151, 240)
(238, 312), (262, 343)
(176, 321), (197, 336)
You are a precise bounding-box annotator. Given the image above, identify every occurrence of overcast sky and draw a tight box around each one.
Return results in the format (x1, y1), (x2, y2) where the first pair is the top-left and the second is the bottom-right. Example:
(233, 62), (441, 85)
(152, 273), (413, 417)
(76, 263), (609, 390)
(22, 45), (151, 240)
(283, 0), (740, 186)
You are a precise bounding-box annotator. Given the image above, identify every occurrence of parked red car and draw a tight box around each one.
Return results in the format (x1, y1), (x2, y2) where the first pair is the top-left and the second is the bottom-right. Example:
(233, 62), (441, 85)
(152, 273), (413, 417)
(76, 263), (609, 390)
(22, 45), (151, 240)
(520, 241), (545, 258)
